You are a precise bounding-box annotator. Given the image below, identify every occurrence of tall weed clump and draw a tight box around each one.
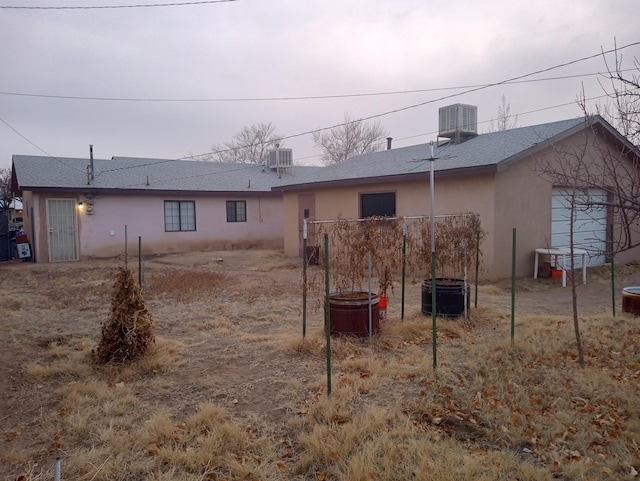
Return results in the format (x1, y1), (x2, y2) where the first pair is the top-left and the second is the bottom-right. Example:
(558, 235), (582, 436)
(406, 214), (485, 280)
(93, 266), (155, 364)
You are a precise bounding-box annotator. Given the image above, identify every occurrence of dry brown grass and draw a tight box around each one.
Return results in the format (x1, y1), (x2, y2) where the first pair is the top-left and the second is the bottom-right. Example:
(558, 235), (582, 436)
(1, 250), (639, 480)
(146, 267), (229, 301)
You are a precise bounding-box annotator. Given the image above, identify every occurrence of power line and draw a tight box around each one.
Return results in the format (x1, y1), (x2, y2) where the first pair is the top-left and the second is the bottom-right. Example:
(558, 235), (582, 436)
(0, 0), (236, 10)
(185, 41), (640, 159)
(4, 42), (639, 171)
(0, 90), (611, 170)
(117, 162), (256, 188)
(99, 157), (181, 173)
(1, 70), (636, 103)
(229, 91), (628, 164)
(0, 113), (86, 172)
(392, 93), (612, 145)
(128, 91), (623, 183)
(333, 42), (640, 130)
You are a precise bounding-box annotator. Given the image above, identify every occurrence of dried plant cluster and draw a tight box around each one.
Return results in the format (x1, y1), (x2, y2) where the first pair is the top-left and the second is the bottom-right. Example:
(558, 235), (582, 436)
(93, 266), (155, 364)
(307, 214), (484, 299)
(313, 217), (403, 296)
(405, 214), (484, 281)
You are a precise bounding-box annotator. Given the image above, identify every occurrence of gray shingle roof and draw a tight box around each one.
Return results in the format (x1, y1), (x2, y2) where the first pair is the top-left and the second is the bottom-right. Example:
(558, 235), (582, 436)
(272, 117), (588, 189)
(15, 116), (621, 194)
(12, 155), (324, 193)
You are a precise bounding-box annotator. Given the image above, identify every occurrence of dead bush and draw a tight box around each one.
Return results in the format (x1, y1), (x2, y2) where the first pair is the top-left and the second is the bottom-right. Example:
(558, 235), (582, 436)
(93, 266), (155, 364)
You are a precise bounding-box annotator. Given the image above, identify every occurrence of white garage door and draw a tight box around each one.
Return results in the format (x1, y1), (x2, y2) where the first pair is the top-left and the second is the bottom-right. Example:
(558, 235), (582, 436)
(552, 188), (607, 268)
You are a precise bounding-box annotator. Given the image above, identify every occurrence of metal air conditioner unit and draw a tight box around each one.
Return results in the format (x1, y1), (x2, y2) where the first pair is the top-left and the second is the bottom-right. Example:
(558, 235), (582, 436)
(438, 104), (478, 143)
(267, 148), (293, 175)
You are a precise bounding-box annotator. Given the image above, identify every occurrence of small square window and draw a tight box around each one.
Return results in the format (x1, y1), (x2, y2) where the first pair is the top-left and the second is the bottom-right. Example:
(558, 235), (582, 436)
(360, 192), (396, 218)
(227, 200), (247, 222)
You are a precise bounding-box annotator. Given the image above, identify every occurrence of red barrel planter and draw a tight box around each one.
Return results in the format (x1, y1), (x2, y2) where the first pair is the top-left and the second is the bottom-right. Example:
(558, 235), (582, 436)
(326, 291), (380, 337)
(622, 287), (640, 315)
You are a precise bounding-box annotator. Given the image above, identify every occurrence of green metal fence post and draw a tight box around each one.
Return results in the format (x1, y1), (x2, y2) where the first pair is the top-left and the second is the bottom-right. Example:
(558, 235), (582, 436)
(303, 232), (307, 338)
(324, 233), (332, 395)
(511, 228), (516, 346)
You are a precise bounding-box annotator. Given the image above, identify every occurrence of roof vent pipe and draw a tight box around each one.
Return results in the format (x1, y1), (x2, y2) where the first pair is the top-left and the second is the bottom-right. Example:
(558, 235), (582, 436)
(89, 144), (95, 181)
(386, 137), (393, 150)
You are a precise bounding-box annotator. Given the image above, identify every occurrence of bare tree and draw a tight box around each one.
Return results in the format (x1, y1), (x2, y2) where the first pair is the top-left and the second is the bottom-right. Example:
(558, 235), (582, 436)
(537, 129), (594, 367)
(312, 113), (389, 165)
(204, 122), (284, 164)
(538, 43), (640, 256)
(528, 42), (640, 367)
(488, 95), (518, 132)
(597, 39), (640, 147)
(537, 87), (640, 367)
(0, 168), (13, 212)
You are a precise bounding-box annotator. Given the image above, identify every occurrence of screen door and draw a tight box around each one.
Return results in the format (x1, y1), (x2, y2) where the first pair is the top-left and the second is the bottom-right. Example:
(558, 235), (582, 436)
(46, 198), (79, 262)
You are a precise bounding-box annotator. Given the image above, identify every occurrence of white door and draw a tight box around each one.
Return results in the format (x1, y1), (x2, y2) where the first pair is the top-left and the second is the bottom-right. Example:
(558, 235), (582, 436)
(46, 199), (79, 262)
(551, 188), (607, 267)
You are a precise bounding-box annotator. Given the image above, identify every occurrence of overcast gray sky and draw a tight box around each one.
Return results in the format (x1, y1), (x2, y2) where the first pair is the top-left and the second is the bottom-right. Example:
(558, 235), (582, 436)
(1, 0), (639, 170)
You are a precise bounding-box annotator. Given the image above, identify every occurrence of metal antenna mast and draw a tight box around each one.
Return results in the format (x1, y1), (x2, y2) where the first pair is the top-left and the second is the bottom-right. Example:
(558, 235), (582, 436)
(427, 141), (437, 369)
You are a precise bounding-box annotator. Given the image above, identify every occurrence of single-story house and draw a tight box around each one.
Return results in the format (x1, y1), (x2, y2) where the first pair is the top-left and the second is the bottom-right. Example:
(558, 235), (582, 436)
(272, 109), (640, 280)
(11, 109), (640, 280)
(11, 152), (321, 262)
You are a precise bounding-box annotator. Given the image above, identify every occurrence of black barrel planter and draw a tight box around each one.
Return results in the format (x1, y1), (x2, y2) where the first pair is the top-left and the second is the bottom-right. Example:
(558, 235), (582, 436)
(326, 291), (380, 337)
(421, 278), (470, 318)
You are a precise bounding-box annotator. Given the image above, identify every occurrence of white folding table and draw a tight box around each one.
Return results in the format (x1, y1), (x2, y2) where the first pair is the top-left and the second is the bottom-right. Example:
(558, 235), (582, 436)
(533, 247), (588, 287)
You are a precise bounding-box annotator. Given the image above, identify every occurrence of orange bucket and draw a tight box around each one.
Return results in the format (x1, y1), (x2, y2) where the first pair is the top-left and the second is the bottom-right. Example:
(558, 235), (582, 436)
(379, 295), (387, 320)
(551, 269), (563, 279)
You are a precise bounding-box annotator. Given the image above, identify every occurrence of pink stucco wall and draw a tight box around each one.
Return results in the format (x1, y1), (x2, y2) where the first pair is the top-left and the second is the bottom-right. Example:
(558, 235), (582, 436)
(29, 191), (284, 261)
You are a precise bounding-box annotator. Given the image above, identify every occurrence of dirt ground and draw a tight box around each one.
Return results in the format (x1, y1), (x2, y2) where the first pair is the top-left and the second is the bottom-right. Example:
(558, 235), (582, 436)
(1, 249), (639, 479)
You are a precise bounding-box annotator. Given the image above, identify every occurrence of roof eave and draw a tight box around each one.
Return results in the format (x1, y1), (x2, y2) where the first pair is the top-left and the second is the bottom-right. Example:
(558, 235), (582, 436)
(496, 120), (590, 172)
(496, 115), (640, 172)
(271, 165), (497, 192)
(590, 116), (640, 161)
(15, 186), (282, 197)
